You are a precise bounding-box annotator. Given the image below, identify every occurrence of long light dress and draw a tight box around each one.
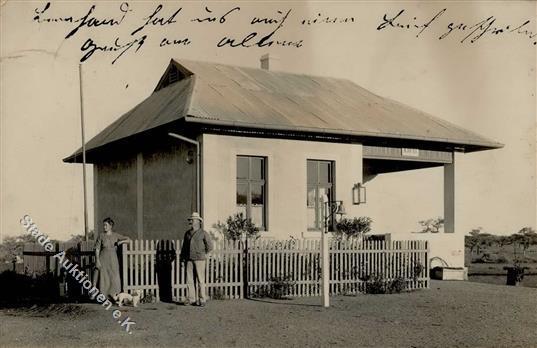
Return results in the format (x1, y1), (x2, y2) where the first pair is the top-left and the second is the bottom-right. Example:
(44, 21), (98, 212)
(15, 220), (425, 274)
(95, 232), (127, 298)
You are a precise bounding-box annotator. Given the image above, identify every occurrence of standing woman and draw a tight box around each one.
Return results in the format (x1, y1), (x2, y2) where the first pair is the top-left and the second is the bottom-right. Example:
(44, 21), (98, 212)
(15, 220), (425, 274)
(95, 217), (130, 299)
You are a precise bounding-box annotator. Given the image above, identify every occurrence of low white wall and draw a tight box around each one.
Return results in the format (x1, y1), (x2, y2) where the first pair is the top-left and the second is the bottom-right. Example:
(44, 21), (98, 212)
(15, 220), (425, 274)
(399, 232), (465, 268)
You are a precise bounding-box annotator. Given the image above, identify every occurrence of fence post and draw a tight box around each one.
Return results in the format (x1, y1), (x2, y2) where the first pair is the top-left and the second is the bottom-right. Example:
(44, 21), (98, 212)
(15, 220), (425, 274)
(122, 242), (128, 292)
(54, 242), (60, 277)
(242, 238), (249, 299)
(426, 241), (430, 289)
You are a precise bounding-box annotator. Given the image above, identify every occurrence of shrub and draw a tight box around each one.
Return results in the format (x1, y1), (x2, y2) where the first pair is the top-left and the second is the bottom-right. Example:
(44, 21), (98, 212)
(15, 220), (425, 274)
(334, 217), (372, 240)
(387, 277), (407, 294)
(359, 273), (407, 294)
(250, 275), (295, 299)
(411, 261), (424, 282)
(213, 213), (260, 241)
(362, 274), (386, 294)
(415, 217), (444, 234)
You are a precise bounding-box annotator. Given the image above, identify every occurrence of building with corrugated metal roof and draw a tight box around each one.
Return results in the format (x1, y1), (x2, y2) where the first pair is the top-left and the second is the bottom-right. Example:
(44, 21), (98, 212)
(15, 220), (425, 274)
(64, 56), (502, 268)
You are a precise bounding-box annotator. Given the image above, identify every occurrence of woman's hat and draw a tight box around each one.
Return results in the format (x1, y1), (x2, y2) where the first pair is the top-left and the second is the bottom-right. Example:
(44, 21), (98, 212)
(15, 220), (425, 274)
(188, 212), (203, 222)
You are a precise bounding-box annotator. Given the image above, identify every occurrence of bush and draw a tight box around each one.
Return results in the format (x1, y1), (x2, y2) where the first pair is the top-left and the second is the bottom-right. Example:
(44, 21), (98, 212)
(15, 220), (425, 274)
(363, 274), (386, 294)
(334, 217), (372, 240)
(213, 213), (260, 241)
(360, 274), (407, 294)
(250, 275), (295, 299)
(415, 217), (444, 234)
(387, 277), (407, 293)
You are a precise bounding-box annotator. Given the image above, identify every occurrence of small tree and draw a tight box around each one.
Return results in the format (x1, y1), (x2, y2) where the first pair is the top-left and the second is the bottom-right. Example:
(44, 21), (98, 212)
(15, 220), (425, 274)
(465, 227), (483, 255)
(334, 217), (372, 240)
(213, 213), (260, 241)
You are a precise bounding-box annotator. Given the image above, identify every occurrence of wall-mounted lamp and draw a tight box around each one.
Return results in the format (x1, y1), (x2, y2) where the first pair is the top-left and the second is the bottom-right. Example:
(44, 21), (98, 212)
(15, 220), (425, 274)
(186, 150), (195, 164)
(352, 183), (366, 205)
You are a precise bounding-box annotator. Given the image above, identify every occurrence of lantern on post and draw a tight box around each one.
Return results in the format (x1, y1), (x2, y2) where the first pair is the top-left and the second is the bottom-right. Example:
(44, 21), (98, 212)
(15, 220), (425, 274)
(352, 183), (367, 205)
(320, 195), (346, 308)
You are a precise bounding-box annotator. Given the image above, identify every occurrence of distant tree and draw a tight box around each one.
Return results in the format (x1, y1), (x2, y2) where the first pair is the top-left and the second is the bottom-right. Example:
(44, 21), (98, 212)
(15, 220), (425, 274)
(68, 230), (95, 243)
(469, 227), (483, 237)
(465, 227), (483, 254)
(512, 227), (537, 257)
(496, 235), (512, 248)
(479, 233), (495, 249)
(0, 234), (35, 264)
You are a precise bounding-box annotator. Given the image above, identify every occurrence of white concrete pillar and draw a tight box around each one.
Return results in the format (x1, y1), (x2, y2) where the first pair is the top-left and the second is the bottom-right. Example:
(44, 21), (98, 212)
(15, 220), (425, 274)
(444, 155), (455, 233)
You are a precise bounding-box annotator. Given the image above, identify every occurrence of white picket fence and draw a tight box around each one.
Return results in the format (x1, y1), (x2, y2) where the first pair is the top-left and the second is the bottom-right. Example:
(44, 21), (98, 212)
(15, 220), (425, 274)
(122, 238), (429, 301)
(122, 240), (243, 301)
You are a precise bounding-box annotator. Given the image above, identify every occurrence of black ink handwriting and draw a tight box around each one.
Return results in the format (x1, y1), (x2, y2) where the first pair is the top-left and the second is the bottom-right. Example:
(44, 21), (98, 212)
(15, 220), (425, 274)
(60, 2), (130, 39)
(217, 9), (292, 48)
(440, 16), (537, 45)
(377, 8), (446, 38)
(160, 37), (192, 47)
(301, 13), (355, 25)
(80, 35), (146, 64)
(251, 10), (285, 25)
(191, 6), (240, 24)
(131, 5), (182, 36)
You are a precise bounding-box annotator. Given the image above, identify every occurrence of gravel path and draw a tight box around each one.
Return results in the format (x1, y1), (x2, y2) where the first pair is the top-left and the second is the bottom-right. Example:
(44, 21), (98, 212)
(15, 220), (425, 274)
(1, 280), (535, 347)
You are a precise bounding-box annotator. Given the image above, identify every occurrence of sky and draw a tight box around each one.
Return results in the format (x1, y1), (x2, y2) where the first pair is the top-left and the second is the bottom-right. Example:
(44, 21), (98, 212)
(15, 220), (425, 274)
(1, 1), (535, 241)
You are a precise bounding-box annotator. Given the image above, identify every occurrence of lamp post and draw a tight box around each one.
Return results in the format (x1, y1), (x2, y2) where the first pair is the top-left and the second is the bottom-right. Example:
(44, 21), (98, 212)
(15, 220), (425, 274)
(321, 195), (346, 308)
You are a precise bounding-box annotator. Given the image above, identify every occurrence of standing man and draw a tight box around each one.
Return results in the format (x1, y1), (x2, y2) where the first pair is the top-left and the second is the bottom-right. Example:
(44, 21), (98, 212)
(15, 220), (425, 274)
(180, 212), (213, 306)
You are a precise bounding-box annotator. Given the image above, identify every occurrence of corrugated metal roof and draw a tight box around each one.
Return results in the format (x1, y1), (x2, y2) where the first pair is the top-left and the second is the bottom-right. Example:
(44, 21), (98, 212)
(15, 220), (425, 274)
(65, 59), (502, 162)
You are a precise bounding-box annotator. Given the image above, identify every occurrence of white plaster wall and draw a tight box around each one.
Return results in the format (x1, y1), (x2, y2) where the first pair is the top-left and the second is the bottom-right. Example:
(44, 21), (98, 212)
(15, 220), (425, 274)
(359, 153), (465, 268)
(201, 134), (465, 267)
(201, 134), (363, 239)
(395, 232), (463, 268)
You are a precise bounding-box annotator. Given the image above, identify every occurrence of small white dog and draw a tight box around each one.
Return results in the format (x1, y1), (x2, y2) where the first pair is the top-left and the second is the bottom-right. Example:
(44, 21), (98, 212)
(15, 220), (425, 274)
(113, 290), (141, 307)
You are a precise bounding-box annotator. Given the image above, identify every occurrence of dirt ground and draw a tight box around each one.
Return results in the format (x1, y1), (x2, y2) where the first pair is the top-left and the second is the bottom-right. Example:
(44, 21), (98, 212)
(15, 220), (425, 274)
(1, 280), (535, 348)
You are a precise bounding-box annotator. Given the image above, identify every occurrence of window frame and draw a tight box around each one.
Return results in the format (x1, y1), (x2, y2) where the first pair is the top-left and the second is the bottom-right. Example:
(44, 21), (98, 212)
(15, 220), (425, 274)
(307, 159), (335, 231)
(236, 155), (268, 230)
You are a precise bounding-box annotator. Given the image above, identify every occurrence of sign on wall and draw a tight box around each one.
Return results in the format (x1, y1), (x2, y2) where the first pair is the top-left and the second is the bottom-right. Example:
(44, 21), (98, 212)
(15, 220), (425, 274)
(402, 148), (420, 157)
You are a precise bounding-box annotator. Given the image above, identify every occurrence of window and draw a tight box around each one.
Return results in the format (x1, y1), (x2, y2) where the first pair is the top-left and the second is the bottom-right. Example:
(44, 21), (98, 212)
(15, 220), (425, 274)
(307, 160), (334, 230)
(237, 156), (267, 230)
(168, 65), (179, 84)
